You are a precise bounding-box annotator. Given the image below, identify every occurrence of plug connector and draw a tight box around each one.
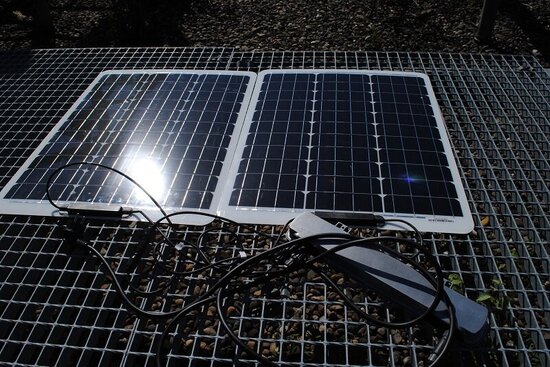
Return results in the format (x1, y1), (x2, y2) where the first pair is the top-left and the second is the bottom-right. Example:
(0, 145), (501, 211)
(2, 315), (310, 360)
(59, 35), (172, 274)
(57, 217), (89, 256)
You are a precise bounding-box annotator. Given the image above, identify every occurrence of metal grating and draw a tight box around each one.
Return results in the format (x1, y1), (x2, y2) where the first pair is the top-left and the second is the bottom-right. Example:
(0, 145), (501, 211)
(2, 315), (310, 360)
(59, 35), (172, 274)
(0, 48), (548, 367)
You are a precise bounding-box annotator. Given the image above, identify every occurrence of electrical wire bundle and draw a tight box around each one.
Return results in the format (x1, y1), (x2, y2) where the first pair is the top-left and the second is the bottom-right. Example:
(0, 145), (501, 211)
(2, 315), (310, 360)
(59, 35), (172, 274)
(48, 162), (456, 367)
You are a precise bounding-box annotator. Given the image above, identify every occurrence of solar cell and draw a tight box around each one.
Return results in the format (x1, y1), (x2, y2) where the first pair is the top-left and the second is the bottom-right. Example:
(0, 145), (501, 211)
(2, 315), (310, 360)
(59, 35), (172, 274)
(220, 70), (473, 233)
(0, 70), (256, 222)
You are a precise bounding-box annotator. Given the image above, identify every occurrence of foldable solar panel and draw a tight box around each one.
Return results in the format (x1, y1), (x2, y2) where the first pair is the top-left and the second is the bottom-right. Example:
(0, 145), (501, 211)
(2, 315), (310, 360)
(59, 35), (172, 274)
(0, 69), (473, 233)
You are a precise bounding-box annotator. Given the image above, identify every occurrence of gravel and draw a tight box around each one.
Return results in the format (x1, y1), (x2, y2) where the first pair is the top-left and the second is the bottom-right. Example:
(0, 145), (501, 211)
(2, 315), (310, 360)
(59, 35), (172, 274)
(0, 0), (549, 67)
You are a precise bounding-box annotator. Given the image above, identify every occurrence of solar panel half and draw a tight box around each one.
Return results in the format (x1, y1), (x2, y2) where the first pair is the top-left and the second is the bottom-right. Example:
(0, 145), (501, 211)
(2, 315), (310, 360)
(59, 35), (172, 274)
(0, 70), (256, 224)
(218, 70), (473, 233)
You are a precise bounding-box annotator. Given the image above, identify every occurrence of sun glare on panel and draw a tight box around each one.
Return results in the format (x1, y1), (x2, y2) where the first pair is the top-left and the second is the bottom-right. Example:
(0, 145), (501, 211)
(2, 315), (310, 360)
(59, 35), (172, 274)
(128, 158), (166, 203)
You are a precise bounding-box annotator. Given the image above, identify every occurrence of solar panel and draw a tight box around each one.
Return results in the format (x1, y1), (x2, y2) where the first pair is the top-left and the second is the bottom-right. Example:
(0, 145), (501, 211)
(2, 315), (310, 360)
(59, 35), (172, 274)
(0, 68), (472, 233)
(220, 70), (473, 233)
(0, 70), (256, 223)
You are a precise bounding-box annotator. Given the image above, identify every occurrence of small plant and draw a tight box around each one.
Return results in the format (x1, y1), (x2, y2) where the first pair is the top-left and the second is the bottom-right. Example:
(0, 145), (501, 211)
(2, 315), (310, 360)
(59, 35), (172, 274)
(447, 273), (464, 294)
(476, 278), (509, 312)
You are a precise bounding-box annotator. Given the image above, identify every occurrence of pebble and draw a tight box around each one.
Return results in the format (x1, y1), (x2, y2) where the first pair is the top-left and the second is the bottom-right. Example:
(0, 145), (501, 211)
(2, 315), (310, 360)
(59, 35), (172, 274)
(203, 327), (217, 336)
(207, 306), (216, 317)
(193, 285), (202, 296)
(352, 295), (364, 303)
(330, 273), (340, 282)
(200, 341), (211, 351)
(269, 342), (278, 354)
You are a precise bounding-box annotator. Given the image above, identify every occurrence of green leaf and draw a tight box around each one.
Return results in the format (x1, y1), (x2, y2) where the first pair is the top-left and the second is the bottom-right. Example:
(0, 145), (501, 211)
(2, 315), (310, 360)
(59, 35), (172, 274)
(448, 274), (463, 285)
(476, 293), (493, 303)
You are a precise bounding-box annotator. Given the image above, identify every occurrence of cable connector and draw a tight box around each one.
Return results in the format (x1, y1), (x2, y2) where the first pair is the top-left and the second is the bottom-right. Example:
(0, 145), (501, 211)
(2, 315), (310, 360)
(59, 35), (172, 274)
(57, 217), (89, 256)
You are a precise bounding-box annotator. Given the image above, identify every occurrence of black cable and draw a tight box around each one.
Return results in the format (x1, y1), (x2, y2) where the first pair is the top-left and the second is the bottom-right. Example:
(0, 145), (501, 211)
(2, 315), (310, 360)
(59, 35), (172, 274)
(211, 235), (452, 367)
(48, 163), (457, 366)
(272, 218), (294, 247)
(150, 210), (283, 242)
(155, 233), (355, 367)
(380, 217), (424, 259)
(210, 236), (442, 331)
(85, 242), (187, 319)
(75, 219), (455, 367)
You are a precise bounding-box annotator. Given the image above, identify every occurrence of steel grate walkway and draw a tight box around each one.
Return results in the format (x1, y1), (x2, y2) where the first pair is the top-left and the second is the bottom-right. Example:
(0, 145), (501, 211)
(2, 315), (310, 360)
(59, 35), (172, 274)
(0, 48), (548, 367)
